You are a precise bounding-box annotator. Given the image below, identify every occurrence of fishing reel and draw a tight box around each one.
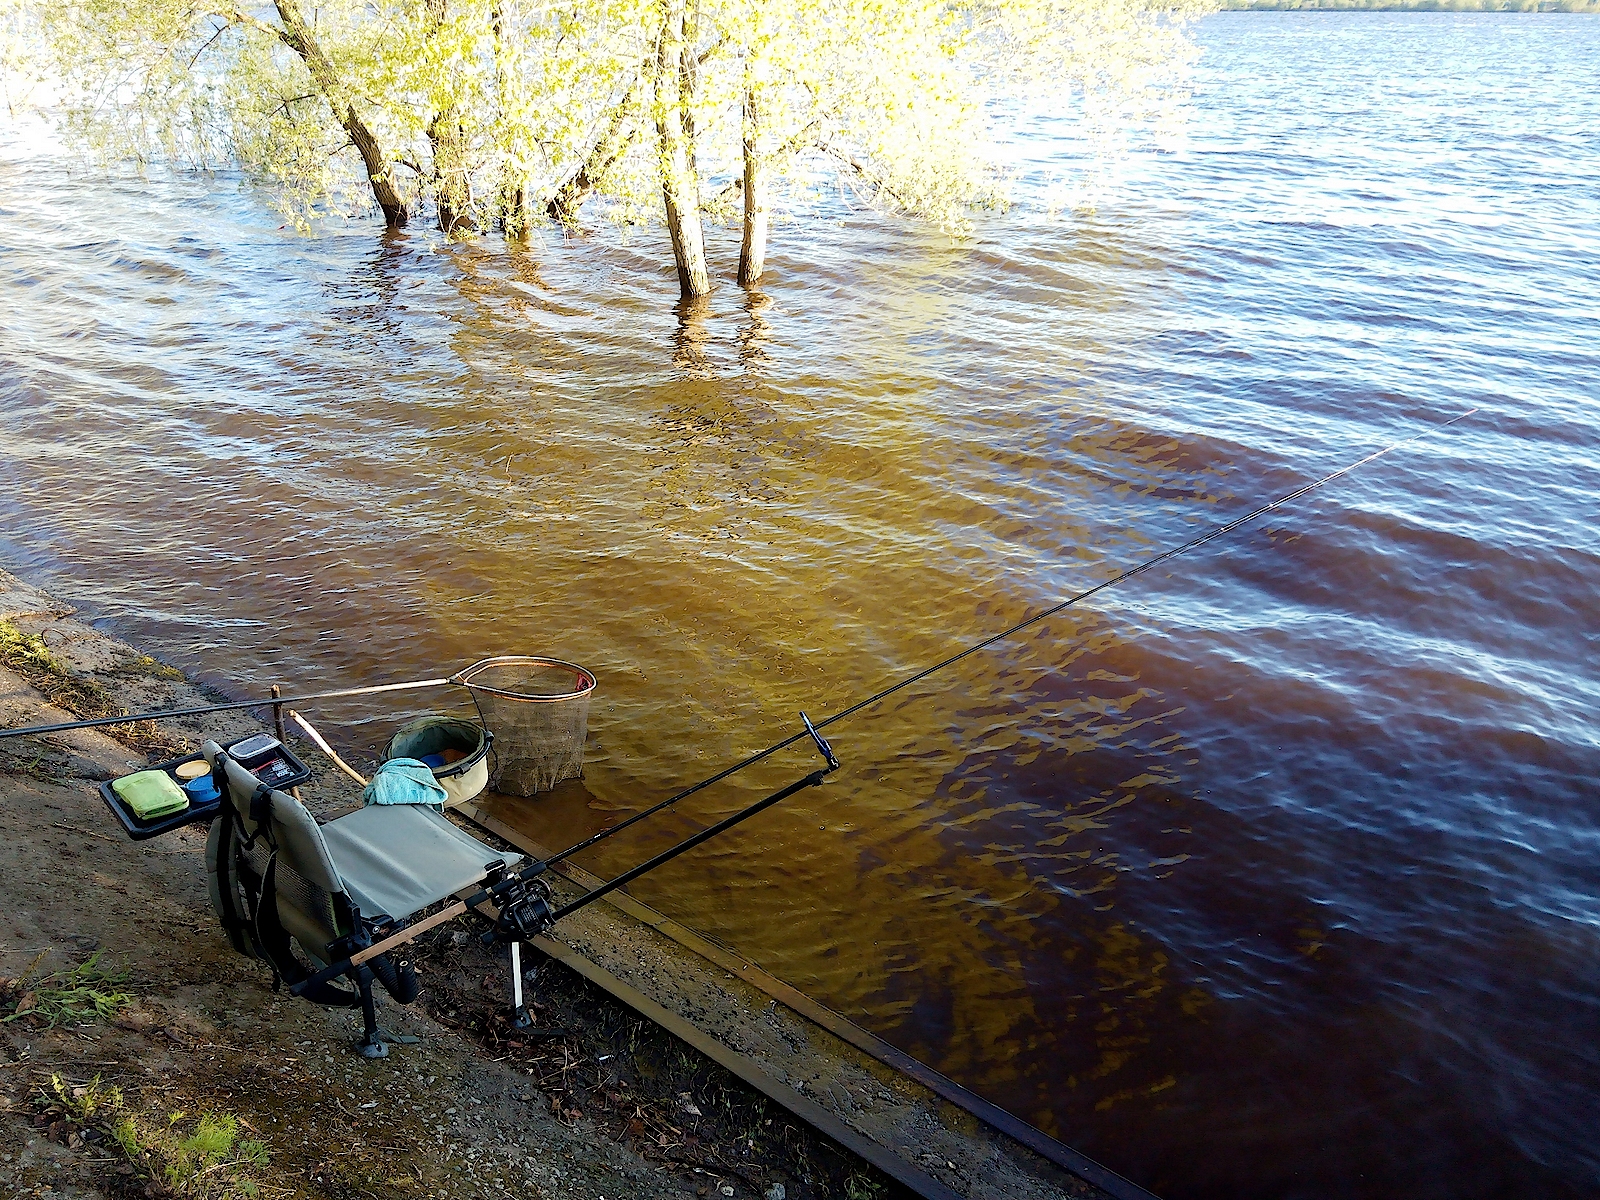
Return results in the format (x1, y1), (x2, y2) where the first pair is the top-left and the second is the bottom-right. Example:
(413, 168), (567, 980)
(481, 862), (555, 946)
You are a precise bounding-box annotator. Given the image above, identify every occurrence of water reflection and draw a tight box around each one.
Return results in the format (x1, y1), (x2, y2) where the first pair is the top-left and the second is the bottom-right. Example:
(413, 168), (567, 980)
(738, 287), (774, 371)
(672, 294), (716, 377)
(324, 230), (413, 337)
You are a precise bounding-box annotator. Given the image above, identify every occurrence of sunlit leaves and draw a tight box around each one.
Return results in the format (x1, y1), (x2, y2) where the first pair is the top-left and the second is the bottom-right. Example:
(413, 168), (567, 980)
(30, 0), (1208, 234)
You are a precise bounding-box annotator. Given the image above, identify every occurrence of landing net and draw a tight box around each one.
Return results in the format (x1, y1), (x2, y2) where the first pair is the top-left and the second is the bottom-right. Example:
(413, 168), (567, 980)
(453, 656), (595, 797)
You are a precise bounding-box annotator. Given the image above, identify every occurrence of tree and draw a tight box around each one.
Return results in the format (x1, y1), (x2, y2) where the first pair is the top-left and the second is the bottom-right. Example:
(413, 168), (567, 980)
(1, 0), (48, 118)
(30, 0), (1208, 292)
(553, 0), (1209, 294)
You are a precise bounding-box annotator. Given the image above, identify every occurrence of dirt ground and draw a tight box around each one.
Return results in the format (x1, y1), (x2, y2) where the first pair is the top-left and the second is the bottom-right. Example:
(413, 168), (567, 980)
(0, 571), (906, 1200)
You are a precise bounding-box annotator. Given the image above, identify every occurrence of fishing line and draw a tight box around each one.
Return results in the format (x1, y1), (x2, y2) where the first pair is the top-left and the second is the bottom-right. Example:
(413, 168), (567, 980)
(542, 407), (1478, 867)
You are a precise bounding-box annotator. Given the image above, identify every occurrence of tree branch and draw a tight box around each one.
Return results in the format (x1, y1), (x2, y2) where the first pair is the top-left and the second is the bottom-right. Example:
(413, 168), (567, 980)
(817, 140), (915, 213)
(707, 120), (819, 210)
(696, 34), (728, 67)
(213, 7), (283, 43)
(186, 19), (236, 71)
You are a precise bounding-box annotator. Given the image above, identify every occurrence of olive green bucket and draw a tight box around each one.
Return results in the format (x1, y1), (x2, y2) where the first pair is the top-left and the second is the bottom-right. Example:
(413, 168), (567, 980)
(382, 716), (491, 809)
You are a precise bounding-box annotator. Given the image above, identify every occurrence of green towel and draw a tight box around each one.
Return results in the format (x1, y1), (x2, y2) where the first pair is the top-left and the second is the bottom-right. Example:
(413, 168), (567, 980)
(112, 770), (190, 821)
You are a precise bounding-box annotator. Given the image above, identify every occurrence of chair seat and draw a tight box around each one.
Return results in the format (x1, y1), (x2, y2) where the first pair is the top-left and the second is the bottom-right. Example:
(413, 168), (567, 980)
(320, 804), (519, 922)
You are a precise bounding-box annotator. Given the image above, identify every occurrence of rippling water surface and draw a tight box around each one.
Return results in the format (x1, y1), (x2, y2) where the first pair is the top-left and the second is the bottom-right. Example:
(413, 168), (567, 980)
(3, 13), (1598, 1198)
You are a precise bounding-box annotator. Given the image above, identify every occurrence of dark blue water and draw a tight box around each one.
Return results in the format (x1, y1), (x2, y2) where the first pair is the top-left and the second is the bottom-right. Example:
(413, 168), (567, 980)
(2, 13), (1597, 1198)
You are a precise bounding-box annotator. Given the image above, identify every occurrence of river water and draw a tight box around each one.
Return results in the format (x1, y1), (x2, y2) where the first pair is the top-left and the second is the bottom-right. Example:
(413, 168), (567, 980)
(3, 13), (1597, 1198)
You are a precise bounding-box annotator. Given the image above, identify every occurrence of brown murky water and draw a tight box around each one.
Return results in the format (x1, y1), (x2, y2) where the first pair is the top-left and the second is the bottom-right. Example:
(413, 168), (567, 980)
(3, 15), (1599, 1199)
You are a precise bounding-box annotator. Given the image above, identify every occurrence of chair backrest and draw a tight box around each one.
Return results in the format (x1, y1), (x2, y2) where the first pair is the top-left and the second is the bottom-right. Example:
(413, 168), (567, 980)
(203, 740), (353, 965)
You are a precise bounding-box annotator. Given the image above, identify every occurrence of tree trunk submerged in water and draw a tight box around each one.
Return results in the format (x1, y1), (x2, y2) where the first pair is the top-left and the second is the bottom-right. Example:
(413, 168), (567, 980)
(490, 2), (530, 238)
(654, 0), (710, 298)
(426, 0), (473, 234)
(269, 0), (408, 228)
(428, 113), (473, 233)
(737, 82), (767, 286)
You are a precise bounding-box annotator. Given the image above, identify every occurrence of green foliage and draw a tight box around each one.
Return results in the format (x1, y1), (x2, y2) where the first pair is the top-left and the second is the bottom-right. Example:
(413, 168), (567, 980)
(2, 950), (132, 1027)
(0, 1), (37, 116)
(111, 1115), (144, 1158)
(27, 0), (1206, 234)
(48, 1072), (125, 1121)
(24, 1066), (267, 1198)
(0, 616), (120, 721)
(164, 1112), (267, 1191)
(0, 618), (66, 678)
(40, 1078), (270, 1199)
(845, 1173), (887, 1200)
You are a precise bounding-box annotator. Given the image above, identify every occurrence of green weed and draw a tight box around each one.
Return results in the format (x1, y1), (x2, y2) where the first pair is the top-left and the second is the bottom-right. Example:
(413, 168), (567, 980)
(48, 1072), (124, 1121)
(37, 1075), (271, 1199)
(2, 950), (131, 1027)
(0, 617), (186, 757)
(163, 1112), (267, 1191)
(111, 1115), (143, 1158)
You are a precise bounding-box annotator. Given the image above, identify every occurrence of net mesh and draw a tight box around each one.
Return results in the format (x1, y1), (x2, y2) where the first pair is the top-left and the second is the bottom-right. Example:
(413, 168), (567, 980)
(456, 657), (594, 797)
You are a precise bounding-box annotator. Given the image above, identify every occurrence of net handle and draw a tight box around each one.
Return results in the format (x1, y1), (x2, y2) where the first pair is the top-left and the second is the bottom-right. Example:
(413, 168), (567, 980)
(449, 655), (597, 703)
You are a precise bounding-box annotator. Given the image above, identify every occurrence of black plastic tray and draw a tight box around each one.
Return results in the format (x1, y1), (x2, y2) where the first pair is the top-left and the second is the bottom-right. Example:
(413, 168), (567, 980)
(99, 738), (311, 842)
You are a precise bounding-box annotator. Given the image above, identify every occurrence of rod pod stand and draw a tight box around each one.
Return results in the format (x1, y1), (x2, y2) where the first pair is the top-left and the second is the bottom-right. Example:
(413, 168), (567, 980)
(477, 862), (553, 1031)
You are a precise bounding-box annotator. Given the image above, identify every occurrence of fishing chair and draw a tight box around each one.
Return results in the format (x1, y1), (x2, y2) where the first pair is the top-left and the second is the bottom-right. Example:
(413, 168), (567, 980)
(200, 738), (527, 1057)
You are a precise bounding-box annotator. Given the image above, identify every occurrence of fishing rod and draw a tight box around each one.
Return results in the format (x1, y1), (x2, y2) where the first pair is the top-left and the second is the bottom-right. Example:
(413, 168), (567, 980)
(536, 407), (1479, 869)
(0, 676), (457, 741)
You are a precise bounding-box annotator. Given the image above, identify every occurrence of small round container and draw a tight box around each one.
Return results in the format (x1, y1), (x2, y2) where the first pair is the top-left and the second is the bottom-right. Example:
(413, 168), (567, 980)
(180, 768), (220, 805)
(174, 760), (211, 782)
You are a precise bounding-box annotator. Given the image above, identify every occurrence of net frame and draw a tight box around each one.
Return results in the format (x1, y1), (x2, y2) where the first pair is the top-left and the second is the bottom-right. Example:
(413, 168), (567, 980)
(451, 656), (596, 796)
(452, 656), (596, 702)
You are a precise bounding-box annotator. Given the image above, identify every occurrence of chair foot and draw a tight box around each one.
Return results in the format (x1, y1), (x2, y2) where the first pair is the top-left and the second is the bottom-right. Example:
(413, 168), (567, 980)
(354, 1027), (420, 1057)
(511, 1005), (533, 1030)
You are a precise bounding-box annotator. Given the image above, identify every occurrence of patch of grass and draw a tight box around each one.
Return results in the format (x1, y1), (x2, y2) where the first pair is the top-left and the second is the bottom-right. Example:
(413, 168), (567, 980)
(0, 618), (186, 758)
(32, 1074), (269, 1199)
(0, 621), (111, 716)
(2, 950), (132, 1027)
(161, 1111), (269, 1193)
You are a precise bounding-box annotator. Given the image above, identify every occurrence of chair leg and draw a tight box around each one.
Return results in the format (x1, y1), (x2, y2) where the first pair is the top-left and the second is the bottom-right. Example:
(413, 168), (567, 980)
(510, 941), (532, 1030)
(355, 968), (388, 1059)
